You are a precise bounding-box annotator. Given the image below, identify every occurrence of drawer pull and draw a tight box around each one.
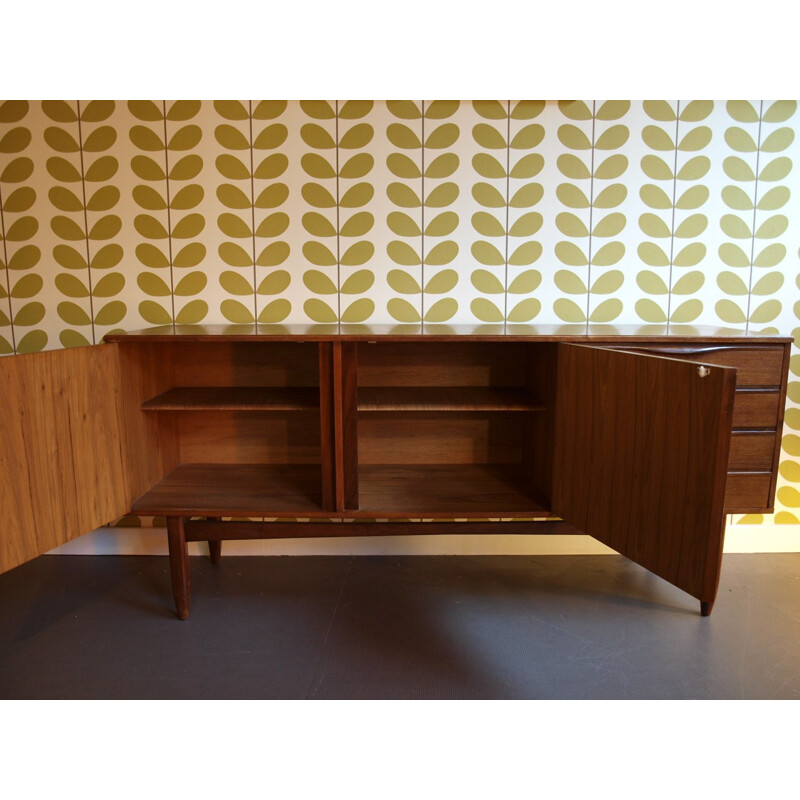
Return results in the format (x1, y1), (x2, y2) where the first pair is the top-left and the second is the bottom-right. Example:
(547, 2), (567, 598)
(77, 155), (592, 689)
(629, 345), (764, 355)
(697, 366), (710, 378)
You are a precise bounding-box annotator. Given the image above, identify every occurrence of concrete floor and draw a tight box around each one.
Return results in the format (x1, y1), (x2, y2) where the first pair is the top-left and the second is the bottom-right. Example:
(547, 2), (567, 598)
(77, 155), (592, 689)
(0, 552), (798, 699)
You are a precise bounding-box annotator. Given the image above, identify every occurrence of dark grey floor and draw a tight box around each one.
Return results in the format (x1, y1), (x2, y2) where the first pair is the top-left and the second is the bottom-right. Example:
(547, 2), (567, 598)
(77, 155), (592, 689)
(0, 552), (798, 699)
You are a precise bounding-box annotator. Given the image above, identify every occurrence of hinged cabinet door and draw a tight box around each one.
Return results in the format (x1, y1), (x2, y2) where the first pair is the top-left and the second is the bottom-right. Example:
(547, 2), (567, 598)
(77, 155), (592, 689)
(552, 343), (736, 609)
(0, 344), (129, 574)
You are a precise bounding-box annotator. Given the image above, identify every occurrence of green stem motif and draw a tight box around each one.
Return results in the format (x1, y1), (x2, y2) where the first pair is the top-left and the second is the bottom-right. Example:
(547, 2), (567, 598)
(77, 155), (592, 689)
(717, 100), (794, 332)
(249, 100), (256, 322)
(554, 100), (629, 324)
(744, 102), (764, 333)
(385, 100), (460, 324)
(76, 101), (96, 344)
(636, 100), (712, 325)
(161, 101), (175, 324)
(0, 100), (43, 353)
(469, 100), (545, 323)
(0, 178), (16, 354)
(130, 100), (207, 326)
(46, 100), (124, 348)
(301, 100), (375, 324)
(215, 100), (291, 324)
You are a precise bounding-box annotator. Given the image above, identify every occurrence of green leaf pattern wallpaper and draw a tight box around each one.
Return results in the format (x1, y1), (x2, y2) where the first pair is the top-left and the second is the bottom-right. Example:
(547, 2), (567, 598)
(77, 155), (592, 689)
(1, 100), (799, 528)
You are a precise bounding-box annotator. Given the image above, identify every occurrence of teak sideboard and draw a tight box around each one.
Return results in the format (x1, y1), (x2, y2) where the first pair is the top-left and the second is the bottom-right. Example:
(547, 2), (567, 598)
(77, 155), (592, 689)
(0, 324), (791, 618)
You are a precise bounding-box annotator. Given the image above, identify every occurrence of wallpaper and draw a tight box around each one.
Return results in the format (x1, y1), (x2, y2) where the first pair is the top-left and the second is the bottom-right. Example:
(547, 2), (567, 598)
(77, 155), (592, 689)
(1, 100), (798, 527)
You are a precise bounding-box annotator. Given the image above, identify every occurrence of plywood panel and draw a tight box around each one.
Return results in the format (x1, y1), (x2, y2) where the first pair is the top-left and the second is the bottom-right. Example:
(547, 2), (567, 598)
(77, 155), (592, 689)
(169, 341), (320, 387)
(357, 342), (531, 387)
(177, 411), (321, 464)
(358, 413), (524, 465)
(116, 342), (179, 505)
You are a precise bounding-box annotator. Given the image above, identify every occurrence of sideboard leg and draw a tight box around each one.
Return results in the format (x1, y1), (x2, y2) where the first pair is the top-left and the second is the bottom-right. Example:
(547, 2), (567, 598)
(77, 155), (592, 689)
(167, 516), (190, 620)
(207, 516), (222, 564)
(700, 600), (714, 617)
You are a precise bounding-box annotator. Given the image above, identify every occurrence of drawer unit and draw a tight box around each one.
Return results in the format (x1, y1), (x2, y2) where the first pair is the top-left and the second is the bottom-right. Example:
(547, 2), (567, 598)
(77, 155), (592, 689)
(604, 337), (789, 515)
(619, 344), (785, 387)
(728, 432), (778, 471)
(724, 472), (773, 512)
(732, 389), (781, 429)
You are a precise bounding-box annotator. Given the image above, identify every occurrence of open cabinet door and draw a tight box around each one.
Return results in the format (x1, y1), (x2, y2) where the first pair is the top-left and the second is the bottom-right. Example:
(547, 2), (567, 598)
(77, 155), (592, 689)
(552, 344), (736, 614)
(0, 344), (129, 574)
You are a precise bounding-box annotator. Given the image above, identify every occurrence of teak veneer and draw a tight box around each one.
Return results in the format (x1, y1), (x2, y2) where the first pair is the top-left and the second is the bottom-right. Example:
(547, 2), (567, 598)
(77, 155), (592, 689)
(0, 323), (791, 620)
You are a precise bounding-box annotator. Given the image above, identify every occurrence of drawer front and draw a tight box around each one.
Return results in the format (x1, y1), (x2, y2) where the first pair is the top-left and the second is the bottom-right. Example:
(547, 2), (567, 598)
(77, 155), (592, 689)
(621, 345), (785, 387)
(732, 390), (781, 429)
(725, 472), (773, 511)
(728, 432), (777, 471)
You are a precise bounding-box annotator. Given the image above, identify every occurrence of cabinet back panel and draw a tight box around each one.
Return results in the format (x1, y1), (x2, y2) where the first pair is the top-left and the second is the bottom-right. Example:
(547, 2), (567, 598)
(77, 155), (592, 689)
(357, 412), (524, 465)
(118, 343), (179, 502)
(169, 342), (320, 387)
(178, 411), (321, 464)
(357, 342), (532, 387)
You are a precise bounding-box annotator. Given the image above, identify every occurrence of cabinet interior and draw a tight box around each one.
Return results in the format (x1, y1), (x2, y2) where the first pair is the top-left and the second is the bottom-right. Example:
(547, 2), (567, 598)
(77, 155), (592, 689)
(128, 341), (325, 516)
(126, 340), (558, 518)
(354, 342), (555, 515)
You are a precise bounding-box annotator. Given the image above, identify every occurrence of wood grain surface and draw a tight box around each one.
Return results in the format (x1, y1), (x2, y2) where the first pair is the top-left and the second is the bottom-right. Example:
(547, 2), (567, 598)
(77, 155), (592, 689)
(732, 389), (781, 429)
(356, 463), (547, 516)
(131, 463), (324, 516)
(105, 323), (793, 344)
(142, 386), (320, 411)
(358, 386), (542, 412)
(334, 342), (359, 511)
(552, 344), (736, 607)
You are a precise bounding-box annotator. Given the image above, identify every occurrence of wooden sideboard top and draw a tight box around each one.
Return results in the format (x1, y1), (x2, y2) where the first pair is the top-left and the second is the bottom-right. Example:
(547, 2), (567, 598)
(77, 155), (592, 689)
(104, 323), (792, 344)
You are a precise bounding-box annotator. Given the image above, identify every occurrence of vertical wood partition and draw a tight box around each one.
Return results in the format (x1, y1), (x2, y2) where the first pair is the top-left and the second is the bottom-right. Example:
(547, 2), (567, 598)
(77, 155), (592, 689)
(333, 342), (359, 511)
(319, 342), (336, 510)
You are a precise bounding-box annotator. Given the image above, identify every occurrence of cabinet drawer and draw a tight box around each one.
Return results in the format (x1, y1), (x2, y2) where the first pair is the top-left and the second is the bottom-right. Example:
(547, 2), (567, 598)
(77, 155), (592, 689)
(728, 432), (776, 471)
(622, 345), (785, 387)
(732, 390), (781, 429)
(724, 472), (772, 511)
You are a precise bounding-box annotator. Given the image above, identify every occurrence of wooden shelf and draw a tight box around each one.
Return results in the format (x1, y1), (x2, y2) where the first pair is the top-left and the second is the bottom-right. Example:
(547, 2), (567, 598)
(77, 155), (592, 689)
(356, 463), (548, 516)
(357, 386), (542, 412)
(131, 463), (324, 516)
(142, 386), (319, 411)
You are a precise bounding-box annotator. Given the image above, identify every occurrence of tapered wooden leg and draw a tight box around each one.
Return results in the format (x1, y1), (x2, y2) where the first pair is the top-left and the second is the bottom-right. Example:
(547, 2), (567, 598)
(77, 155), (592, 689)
(207, 516), (222, 564)
(167, 516), (190, 620)
(700, 600), (714, 617)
